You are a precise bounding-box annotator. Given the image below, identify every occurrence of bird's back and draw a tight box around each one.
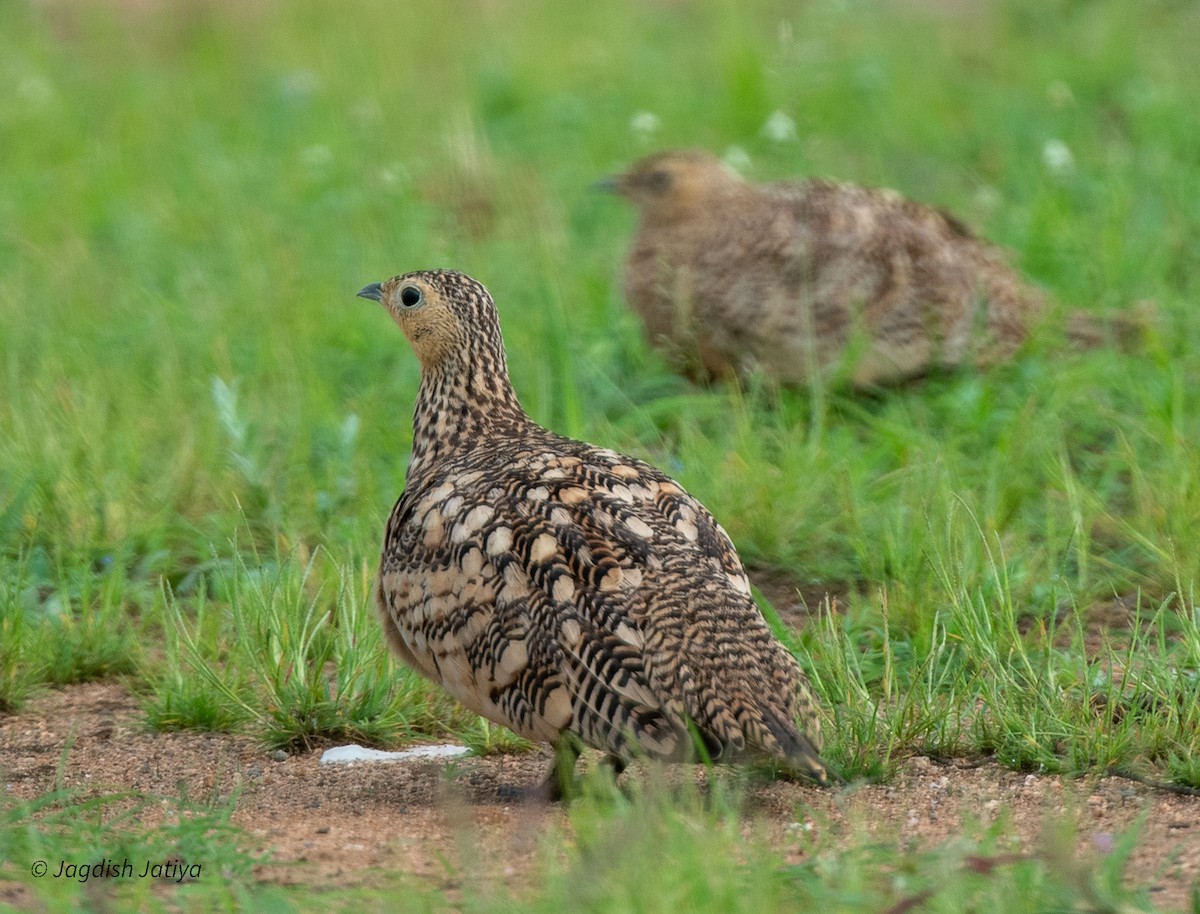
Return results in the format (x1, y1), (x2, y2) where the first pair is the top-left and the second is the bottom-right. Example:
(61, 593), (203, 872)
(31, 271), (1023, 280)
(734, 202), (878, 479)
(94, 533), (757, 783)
(622, 170), (1042, 386)
(376, 423), (825, 776)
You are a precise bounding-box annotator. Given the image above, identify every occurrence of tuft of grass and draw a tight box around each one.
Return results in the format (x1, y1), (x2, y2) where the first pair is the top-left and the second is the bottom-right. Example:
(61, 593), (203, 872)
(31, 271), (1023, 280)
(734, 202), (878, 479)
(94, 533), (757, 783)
(146, 539), (475, 750)
(454, 773), (1163, 914)
(0, 595), (44, 713)
(782, 569), (1200, 789)
(459, 717), (537, 758)
(0, 550), (141, 712)
(0, 782), (274, 913)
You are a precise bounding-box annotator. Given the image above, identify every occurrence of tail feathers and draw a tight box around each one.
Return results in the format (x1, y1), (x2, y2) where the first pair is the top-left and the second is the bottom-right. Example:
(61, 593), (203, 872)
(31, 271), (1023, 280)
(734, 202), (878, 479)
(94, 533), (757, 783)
(665, 695), (833, 785)
(752, 709), (832, 786)
(1065, 300), (1159, 352)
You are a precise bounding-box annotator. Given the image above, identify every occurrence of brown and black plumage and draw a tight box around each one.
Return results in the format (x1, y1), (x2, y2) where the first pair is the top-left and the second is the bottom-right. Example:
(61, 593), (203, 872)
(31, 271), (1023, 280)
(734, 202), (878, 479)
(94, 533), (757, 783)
(602, 149), (1144, 387)
(357, 269), (828, 796)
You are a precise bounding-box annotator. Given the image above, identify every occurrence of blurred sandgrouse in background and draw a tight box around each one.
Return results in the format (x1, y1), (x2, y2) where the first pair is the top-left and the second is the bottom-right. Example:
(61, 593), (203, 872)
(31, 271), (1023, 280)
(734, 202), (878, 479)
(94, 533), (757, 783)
(602, 149), (1150, 387)
(358, 269), (828, 798)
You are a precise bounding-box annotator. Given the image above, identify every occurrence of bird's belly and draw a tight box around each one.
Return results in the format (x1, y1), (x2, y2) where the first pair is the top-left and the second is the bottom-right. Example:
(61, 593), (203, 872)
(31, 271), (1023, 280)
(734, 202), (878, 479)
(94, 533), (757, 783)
(388, 594), (571, 745)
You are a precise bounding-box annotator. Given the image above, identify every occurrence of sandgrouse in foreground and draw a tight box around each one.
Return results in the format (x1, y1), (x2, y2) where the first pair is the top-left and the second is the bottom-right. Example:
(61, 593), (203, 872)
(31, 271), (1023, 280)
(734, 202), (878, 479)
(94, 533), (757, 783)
(602, 149), (1140, 387)
(358, 269), (828, 797)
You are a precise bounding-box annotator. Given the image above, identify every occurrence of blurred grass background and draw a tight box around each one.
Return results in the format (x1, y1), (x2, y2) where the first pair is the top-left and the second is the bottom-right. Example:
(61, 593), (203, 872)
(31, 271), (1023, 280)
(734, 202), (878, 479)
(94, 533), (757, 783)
(2, 0), (1199, 908)
(2, 0), (1197, 593)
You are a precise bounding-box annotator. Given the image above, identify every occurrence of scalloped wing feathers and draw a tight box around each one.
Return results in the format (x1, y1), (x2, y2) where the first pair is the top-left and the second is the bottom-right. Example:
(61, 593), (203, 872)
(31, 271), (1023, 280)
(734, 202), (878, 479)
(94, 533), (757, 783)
(377, 439), (822, 770)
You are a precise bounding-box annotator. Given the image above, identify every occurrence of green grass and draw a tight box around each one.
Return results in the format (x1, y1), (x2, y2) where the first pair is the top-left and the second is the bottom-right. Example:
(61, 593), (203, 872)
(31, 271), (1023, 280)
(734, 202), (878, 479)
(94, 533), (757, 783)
(0, 779), (272, 912)
(475, 779), (1162, 914)
(2, 0), (1200, 908)
(145, 538), (478, 749)
(0, 773), (1167, 914)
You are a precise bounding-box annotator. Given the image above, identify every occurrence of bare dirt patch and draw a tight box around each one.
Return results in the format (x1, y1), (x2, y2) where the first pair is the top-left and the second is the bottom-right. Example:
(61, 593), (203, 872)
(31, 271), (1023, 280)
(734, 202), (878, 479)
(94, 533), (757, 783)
(2, 682), (1198, 910)
(750, 566), (853, 629)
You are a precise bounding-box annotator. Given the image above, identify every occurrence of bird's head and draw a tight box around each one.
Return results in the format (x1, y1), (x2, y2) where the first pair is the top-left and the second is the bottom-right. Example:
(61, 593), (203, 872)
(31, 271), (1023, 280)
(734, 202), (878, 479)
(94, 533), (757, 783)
(357, 269), (506, 374)
(596, 149), (745, 218)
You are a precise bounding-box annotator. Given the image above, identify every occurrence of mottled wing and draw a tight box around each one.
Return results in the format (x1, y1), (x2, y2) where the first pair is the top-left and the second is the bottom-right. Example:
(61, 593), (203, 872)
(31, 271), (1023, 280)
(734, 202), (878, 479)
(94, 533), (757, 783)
(377, 439), (820, 769)
(792, 180), (1040, 369)
(376, 452), (692, 757)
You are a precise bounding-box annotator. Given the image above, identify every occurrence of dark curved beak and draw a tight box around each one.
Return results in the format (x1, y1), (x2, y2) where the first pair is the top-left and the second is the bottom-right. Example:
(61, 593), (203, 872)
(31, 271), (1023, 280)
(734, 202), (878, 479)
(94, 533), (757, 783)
(592, 175), (620, 193)
(357, 282), (384, 302)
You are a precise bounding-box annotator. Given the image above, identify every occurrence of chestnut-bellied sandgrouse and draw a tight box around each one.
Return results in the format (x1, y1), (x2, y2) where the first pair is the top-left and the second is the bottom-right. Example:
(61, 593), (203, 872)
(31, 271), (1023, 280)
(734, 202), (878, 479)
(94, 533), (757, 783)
(601, 149), (1146, 387)
(358, 269), (828, 797)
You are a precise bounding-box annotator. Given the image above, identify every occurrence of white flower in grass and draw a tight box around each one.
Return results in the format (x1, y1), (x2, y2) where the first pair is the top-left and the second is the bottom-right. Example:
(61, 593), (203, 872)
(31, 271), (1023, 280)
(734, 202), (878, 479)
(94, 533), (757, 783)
(17, 74), (53, 108)
(760, 110), (797, 142)
(349, 99), (382, 126)
(279, 69), (320, 100)
(973, 185), (1001, 216)
(300, 145), (333, 171)
(722, 145), (751, 173)
(1046, 80), (1075, 109)
(377, 162), (410, 191)
(629, 110), (661, 138)
(1042, 139), (1074, 174)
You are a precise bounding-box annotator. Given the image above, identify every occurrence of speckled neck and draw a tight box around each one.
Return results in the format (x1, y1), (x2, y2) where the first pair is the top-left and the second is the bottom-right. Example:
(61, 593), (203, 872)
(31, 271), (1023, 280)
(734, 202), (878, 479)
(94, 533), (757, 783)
(407, 339), (530, 481)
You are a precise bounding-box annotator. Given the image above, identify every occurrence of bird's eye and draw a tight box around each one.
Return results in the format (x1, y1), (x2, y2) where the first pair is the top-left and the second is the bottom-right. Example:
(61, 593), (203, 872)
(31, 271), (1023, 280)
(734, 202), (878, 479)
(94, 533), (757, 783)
(400, 285), (423, 308)
(646, 170), (671, 192)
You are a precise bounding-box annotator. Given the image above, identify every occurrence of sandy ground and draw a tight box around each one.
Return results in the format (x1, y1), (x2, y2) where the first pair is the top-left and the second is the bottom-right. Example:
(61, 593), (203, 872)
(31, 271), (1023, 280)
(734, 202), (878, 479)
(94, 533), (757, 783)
(1, 680), (1198, 911)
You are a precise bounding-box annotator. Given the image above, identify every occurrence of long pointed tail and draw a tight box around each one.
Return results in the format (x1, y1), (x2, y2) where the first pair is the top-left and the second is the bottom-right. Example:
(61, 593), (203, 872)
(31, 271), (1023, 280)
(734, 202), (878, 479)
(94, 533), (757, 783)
(756, 708), (833, 786)
(1065, 300), (1159, 351)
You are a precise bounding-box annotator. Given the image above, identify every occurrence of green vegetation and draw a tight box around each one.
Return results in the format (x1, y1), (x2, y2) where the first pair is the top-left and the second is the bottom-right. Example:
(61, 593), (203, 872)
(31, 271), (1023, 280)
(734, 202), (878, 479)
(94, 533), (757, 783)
(1, 0), (1197, 909)
(0, 774), (1161, 914)
(480, 780), (1155, 914)
(0, 785), (270, 912)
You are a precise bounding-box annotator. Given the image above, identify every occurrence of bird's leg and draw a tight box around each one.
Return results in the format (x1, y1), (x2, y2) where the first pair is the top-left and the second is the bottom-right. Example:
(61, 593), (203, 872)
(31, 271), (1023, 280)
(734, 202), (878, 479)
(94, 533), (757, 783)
(544, 749), (629, 801)
(599, 754), (627, 783)
(535, 736), (583, 802)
